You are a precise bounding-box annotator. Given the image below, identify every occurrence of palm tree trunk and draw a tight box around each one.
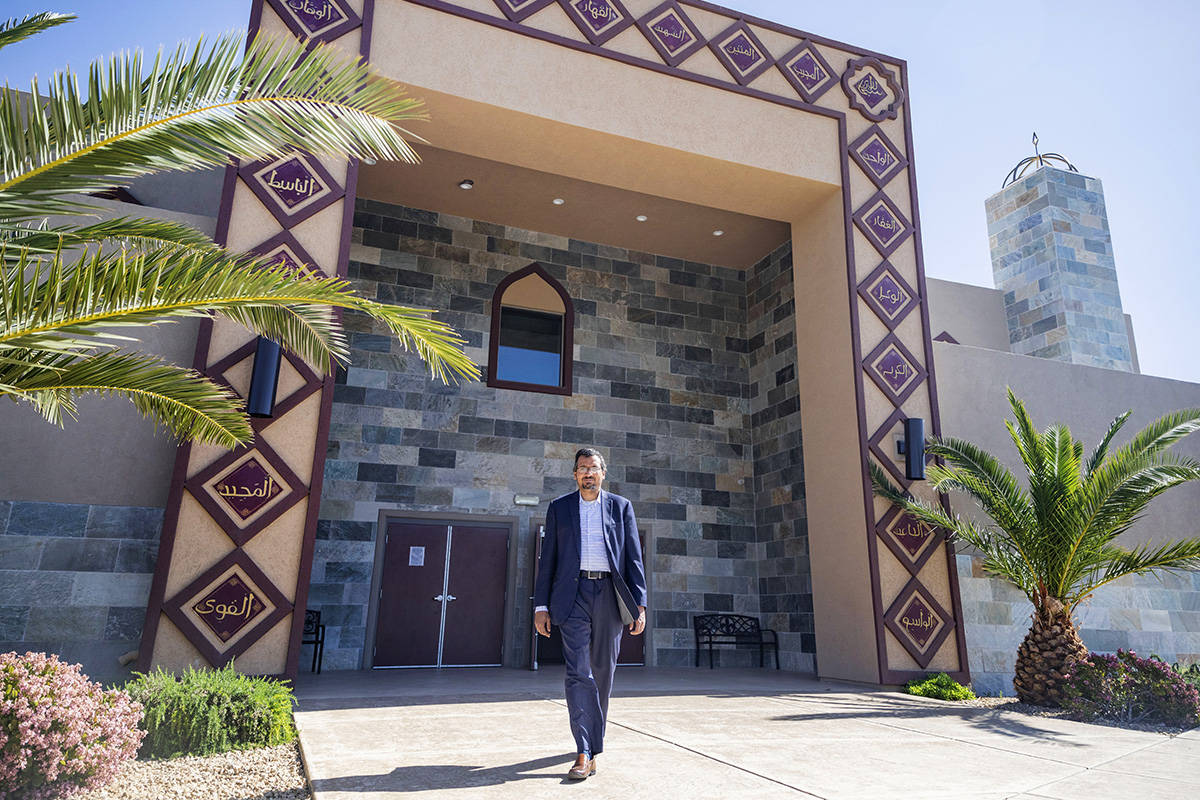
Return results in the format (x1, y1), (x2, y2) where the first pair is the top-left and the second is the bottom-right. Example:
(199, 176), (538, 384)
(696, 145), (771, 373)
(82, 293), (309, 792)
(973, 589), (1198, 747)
(1013, 604), (1088, 706)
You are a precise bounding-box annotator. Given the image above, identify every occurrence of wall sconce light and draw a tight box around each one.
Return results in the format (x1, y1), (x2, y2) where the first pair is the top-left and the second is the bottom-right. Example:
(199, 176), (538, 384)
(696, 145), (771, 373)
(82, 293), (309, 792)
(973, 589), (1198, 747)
(247, 337), (282, 418)
(895, 417), (926, 481)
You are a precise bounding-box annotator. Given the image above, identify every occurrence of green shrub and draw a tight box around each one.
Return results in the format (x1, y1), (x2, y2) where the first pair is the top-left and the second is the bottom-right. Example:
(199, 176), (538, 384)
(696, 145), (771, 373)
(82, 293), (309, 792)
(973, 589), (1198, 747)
(904, 672), (976, 701)
(124, 663), (295, 759)
(1171, 661), (1200, 692)
(1061, 650), (1200, 728)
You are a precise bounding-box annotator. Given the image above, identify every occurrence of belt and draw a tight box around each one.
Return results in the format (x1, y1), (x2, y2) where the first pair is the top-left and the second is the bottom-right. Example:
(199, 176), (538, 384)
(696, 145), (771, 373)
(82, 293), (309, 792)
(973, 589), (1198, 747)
(579, 570), (610, 580)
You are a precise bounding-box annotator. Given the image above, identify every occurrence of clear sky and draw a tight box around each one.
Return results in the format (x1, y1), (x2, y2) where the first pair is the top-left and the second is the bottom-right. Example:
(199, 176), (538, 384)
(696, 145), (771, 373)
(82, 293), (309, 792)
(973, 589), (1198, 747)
(2, 0), (1196, 383)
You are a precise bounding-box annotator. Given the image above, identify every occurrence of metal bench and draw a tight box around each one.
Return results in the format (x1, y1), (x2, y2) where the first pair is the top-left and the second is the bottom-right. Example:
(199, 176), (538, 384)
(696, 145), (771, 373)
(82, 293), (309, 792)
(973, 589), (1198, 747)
(693, 613), (779, 669)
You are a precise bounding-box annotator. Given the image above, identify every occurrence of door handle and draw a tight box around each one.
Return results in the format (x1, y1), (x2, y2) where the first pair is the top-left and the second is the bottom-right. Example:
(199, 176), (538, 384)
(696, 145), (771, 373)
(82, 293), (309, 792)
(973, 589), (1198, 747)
(446, 594), (457, 602)
(433, 594), (458, 602)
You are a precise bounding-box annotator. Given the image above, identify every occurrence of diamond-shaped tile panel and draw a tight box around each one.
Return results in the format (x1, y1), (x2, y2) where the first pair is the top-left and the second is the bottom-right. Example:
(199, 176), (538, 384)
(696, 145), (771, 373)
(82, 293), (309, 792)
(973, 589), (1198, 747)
(883, 578), (953, 668)
(777, 40), (836, 104)
(213, 458), (284, 520)
(876, 503), (944, 574)
(491, 0), (556, 22)
(206, 337), (323, 426)
(708, 21), (774, 86)
(557, 0), (633, 46)
(858, 261), (918, 330)
(249, 230), (323, 277)
(853, 191), (913, 258)
(868, 407), (914, 490)
(192, 573), (267, 642)
(849, 125), (908, 189)
(185, 439), (307, 547)
(636, 1), (706, 67)
(164, 549), (292, 668)
(864, 334), (926, 406)
(240, 153), (344, 228)
(265, 0), (360, 43)
(841, 56), (906, 122)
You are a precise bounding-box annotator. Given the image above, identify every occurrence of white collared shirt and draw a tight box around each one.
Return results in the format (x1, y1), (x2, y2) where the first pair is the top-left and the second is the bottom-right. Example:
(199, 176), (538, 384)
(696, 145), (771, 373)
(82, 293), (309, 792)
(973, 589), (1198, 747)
(578, 495), (609, 573)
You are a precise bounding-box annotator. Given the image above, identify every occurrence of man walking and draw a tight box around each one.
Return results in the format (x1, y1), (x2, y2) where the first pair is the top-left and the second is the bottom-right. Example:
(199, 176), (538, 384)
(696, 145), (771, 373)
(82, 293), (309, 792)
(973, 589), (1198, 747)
(533, 448), (647, 780)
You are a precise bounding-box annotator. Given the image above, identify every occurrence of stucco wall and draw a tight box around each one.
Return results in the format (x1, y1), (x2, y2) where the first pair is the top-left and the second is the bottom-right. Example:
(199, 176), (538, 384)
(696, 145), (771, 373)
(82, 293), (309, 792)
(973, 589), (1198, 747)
(934, 341), (1200, 694)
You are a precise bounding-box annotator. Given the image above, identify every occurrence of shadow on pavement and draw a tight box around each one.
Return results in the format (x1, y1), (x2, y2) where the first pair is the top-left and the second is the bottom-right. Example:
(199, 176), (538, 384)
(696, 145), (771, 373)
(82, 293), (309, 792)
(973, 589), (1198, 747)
(309, 753), (579, 793)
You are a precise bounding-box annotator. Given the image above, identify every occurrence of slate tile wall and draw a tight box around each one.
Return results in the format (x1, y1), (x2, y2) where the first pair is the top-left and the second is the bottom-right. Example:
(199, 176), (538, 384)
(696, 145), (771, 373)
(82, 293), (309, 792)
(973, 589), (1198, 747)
(0, 501), (161, 682)
(745, 244), (814, 672)
(985, 167), (1133, 372)
(957, 554), (1200, 695)
(311, 199), (808, 671)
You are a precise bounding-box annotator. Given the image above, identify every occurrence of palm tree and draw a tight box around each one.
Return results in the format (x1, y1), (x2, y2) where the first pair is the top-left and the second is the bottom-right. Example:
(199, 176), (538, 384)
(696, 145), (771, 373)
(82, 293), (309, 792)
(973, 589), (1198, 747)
(0, 12), (478, 449)
(872, 389), (1200, 706)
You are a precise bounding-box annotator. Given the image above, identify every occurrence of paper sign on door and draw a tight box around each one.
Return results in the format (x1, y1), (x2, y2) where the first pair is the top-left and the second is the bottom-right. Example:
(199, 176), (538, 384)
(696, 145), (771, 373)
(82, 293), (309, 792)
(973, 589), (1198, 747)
(409, 546), (425, 567)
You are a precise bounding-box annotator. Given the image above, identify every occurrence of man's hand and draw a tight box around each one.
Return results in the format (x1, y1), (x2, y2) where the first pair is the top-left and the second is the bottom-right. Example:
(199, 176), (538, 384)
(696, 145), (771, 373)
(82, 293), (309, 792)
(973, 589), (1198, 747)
(629, 606), (646, 636)
(534, 610), (552, 637)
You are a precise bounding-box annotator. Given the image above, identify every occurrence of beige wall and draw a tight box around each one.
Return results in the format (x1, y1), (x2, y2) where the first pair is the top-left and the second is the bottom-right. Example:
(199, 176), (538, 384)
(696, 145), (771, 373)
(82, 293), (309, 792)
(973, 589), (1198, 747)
(925, 278), (1010, 353)
(934, 341), (1200, 548)
(0, 199), (214, 506)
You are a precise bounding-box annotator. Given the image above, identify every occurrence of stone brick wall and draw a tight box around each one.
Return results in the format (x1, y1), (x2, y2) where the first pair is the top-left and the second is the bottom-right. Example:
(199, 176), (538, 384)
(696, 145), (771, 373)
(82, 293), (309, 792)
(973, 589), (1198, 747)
(310, 199), (809, 671)
(745, 245), (813, 671)
(957, 553), (1200, 695)
(0, 501), (161, 682)
(985, 167), (1133, 372)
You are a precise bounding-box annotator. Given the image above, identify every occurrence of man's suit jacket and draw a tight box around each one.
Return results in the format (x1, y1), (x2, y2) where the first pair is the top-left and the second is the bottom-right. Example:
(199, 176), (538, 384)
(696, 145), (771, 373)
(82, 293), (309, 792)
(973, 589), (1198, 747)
(533, 489), (648, 625)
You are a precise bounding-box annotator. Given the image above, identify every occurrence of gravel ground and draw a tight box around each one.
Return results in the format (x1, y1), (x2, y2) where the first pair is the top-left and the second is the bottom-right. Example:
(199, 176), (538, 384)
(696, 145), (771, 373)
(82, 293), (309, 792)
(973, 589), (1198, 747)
(78, 742), (310, 800)
(964, 694), (1193, 734)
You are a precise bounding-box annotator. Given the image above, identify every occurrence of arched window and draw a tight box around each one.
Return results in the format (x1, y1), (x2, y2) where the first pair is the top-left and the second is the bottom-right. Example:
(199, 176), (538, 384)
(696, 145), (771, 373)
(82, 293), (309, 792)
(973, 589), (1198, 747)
(487, 263), (574, 395)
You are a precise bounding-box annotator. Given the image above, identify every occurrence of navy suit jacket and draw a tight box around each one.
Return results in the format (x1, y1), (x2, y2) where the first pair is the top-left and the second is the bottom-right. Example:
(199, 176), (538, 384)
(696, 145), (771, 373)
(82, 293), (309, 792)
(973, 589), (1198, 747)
(533, 489), (648, 625)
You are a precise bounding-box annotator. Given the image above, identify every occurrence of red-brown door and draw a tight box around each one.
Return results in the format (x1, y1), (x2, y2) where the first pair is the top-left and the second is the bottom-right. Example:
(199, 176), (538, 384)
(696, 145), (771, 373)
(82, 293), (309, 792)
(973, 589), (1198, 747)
(374, 522), (448, 667)
(441, 525), (509, 666)
(374, 520), (510, 668)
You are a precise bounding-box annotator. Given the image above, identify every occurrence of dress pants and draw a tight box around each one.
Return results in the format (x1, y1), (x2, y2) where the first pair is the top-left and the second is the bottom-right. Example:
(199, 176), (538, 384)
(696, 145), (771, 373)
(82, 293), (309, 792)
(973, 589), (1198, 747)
(559, 575), (624, 757)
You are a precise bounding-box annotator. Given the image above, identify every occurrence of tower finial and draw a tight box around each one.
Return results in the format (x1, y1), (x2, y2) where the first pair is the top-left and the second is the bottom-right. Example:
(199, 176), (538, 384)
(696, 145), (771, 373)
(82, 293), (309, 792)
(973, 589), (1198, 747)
(1002, 133), (1077, 187)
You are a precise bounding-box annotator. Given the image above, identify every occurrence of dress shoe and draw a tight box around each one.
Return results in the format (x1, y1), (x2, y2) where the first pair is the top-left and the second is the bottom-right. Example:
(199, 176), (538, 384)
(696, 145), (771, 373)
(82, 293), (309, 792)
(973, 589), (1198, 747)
(567, 755), (596, 780)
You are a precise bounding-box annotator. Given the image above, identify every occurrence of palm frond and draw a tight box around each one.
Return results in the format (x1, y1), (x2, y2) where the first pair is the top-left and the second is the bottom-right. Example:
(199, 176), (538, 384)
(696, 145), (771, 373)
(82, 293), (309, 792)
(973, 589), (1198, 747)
(0, 12), (74, 52)
(0, 33), (427, 218)
(0, 216), (217, 255)
(1086, 409), (1132, 476)
(0, 243), (479, 383)
(925, 435), (1034, 535)
(7, 349), (250, 448)
(1075, 538), (1200, 608)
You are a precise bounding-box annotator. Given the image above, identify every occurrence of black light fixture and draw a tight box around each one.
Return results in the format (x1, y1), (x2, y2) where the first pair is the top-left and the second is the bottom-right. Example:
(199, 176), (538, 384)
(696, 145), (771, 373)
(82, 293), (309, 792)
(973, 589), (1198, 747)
(247, 336), (282, 418)
(895, 417), (926, 481)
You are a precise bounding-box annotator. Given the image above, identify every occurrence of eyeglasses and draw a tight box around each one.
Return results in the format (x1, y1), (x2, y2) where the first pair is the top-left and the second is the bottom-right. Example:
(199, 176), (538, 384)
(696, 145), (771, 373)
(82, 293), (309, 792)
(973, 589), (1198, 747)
(574, 466), (604, 475)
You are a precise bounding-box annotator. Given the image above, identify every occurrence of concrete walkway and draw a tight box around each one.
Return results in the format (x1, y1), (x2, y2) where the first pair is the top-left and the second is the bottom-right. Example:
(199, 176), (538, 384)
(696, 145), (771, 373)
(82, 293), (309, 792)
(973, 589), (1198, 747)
(292, 667), (1199, 799)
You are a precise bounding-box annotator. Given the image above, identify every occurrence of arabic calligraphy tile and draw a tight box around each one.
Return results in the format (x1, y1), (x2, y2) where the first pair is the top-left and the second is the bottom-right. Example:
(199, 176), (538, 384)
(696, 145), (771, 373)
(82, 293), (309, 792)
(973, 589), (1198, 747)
(849, 125), (908, 189)
(841, 56), (906, 122)
(556, 0), (633, 45)
(863, 334), (926, 407)
(883, 578), (954, 668)
(239, 152), (344, 228)
(163, 549), (292, 668)
(777, 40), (836, 104)
(249, 230), (323, 277)
(852, 191), (912, 258)
(875, 502), (944, 575)
(636, 2), (706, 67)
(708, 21), (774, 86)
(192, 573), (267, 642)
(490, 0), (556, 22)
(184, 439), (307, 547)
(857, 260), (918, 330)
(213, 458), (283, 520)
(265, 0), (360, 44)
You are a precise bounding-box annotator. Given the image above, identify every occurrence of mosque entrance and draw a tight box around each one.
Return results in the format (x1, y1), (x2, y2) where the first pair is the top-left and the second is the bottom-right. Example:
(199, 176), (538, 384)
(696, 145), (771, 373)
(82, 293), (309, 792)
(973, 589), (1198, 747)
(371, 519), (510, 668)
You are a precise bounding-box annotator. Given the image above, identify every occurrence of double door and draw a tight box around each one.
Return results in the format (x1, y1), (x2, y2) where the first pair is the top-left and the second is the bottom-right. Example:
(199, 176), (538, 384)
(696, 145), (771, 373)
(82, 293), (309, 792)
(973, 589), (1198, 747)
(373, 520), (509, 668)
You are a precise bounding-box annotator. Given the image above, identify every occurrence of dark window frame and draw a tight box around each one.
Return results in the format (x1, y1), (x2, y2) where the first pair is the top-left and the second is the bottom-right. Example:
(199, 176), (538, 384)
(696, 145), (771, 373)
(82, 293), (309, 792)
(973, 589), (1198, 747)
(487, 262), (574, 396)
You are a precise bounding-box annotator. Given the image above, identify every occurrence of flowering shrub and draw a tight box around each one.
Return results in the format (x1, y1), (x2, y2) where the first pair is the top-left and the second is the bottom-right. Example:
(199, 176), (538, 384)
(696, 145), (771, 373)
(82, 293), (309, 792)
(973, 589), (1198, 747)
(0, 652), (144, 800)
(125, 662), (294, 759)
(904, 672), (976, 701)
(1061, 650), (1200, 728)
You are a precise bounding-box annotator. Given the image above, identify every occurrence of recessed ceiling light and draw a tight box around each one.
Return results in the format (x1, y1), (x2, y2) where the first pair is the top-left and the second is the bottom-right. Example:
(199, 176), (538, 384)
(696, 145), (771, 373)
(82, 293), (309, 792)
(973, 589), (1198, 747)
(552, 198), (565, 205)
(458, 179), (475, 190)
(635, 215), (648, 222)
(712, 229), (724, 236)
(362, 157), (377, 166)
